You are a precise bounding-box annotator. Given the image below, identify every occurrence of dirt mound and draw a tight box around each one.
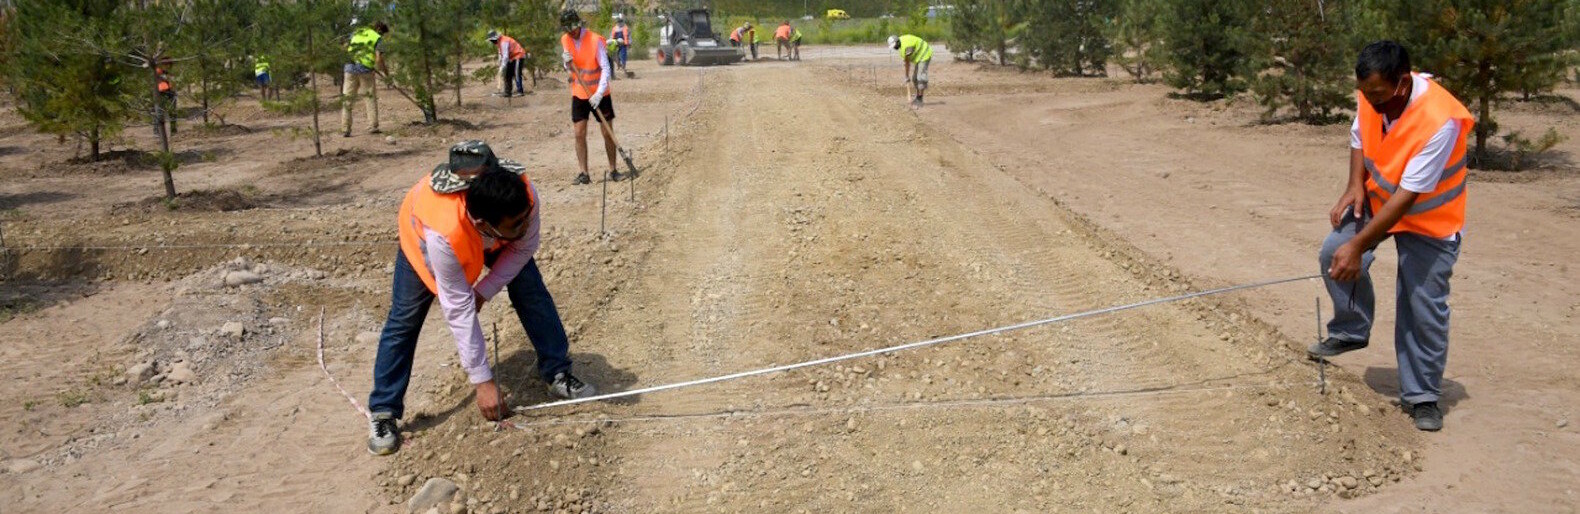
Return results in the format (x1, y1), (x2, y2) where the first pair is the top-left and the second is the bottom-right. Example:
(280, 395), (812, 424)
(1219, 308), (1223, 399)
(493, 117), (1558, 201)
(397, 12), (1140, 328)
(113, 188), (261, 214)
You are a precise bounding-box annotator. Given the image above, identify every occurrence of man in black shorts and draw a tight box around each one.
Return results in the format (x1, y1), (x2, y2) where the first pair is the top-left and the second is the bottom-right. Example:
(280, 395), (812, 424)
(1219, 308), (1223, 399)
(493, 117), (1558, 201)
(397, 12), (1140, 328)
(559, 9), (621, 185)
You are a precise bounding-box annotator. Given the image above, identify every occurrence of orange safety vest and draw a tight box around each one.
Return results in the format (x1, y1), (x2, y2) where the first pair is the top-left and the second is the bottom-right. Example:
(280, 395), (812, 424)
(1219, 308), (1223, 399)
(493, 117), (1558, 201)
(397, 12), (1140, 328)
(775, 25), (792, 41)
(560, 30), (607, 100)
(396, 175), (537, 294)
(611, 27), (629, 46)
(499, 35), (526, 61)
(1356, 74), (1473, 239)
(157, 67), (171, 92)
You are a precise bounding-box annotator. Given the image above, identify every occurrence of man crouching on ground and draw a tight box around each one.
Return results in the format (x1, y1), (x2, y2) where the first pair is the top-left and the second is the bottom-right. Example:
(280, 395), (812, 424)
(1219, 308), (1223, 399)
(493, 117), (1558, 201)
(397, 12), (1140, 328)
(366, 140), (597, 455)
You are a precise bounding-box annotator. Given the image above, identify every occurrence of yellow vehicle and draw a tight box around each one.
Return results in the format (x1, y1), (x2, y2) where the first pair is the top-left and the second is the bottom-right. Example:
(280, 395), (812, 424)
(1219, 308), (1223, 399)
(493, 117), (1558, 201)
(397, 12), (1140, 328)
(825, 9), (849, 20)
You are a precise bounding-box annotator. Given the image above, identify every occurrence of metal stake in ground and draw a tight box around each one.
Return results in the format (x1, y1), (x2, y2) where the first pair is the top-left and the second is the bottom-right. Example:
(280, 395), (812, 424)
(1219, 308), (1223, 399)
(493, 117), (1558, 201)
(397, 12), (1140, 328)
(1316, 296), (1327, 395)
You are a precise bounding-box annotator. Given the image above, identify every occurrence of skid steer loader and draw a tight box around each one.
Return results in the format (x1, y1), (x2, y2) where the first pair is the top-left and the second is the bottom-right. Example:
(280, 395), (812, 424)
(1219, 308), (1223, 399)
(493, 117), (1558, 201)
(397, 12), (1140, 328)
(655, 9), (743, 66)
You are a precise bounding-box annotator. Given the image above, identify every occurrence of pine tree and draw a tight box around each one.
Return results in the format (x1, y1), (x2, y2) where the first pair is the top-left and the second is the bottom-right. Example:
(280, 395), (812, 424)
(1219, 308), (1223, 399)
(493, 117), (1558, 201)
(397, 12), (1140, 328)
(258, 0), (349, 157)
(378, 0), (464, 124)
(4, 0), (136, 162)
(1162, 0), (1258, 100)
(179, 0), (258, 127)
(1250, 0), (1361, 122)
(1399, 0), (1576, 161)
(1022, 0), (1115, 76)
(1107, 0), (1167, 82)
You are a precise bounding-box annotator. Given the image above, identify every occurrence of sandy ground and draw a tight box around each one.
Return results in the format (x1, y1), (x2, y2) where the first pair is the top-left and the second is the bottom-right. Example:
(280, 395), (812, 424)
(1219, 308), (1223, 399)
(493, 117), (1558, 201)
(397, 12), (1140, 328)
(0, 45), (1574, 512)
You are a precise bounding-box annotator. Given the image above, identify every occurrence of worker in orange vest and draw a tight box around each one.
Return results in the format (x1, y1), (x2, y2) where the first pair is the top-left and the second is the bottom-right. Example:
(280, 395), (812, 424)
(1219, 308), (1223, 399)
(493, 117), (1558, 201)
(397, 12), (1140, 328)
(366, 141), (597, 456)
(155, 58), (176, 136)
(1311, 41), (1473, 433)
(730, 22), (756, 60)
(487, 30), (527, 97)
(559, 9), (621, 185)
(774, 21), (793, 60)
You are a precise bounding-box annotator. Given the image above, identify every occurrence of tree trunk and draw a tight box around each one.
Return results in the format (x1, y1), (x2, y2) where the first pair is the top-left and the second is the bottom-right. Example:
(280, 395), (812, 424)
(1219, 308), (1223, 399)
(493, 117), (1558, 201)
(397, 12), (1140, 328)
(153, 66), (176, 201)
(1475, 94), (1490, 161)
(90, 124), (101, 161)
(201, 73), (211, 125)
(309, 26), (323, 157)
(453, 11), (463, 108)
(417, 7), (438, 124)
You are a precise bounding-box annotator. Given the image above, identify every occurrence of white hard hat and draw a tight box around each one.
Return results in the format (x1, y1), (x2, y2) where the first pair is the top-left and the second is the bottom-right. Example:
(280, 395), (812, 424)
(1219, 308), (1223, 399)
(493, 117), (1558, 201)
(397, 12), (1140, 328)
(887, 35), (899, 50)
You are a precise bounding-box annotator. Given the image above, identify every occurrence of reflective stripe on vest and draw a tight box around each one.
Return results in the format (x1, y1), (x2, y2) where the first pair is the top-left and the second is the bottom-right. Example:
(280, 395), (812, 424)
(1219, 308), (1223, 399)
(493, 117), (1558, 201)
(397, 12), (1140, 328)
(396, 175), (536, 294)
(254, 60), (270, 76)
(349, 27), (380, 69)
(561, 30), (606, 100)
(899, 35), (932, 63)
(1356, 74), (1474, 238)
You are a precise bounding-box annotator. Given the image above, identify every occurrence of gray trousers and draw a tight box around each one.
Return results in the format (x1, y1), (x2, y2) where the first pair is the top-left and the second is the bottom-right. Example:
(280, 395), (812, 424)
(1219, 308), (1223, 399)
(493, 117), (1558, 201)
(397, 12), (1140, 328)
(1319, 211), (1459, 404)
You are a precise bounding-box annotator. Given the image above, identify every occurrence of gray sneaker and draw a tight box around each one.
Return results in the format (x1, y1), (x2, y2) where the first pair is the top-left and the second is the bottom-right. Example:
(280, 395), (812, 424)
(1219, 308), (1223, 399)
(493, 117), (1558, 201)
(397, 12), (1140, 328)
(1412, 402), (1443, 432)
(1307, 337), (1367, 358)
(367, 412), (400, 455)
(548, 372), (596, 400)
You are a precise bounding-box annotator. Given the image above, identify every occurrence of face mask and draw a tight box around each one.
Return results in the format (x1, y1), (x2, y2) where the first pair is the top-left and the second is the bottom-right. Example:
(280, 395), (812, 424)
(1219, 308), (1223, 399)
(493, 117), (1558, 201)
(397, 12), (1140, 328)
(1370, 78), (1408, 113)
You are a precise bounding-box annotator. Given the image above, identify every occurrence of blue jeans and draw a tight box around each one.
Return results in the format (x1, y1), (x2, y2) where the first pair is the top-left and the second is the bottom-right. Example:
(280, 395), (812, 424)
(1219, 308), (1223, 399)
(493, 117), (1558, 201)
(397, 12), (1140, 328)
(1319, 211), (1459, 404)
(367, 250), (573, 419)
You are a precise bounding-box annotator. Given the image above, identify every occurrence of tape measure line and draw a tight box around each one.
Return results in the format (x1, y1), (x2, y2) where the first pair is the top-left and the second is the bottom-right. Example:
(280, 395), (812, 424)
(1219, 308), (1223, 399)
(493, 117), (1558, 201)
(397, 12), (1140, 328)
(498, 380), (1304, 430)
(318, 308), (372, 421)
(513, 274), (1323, 413)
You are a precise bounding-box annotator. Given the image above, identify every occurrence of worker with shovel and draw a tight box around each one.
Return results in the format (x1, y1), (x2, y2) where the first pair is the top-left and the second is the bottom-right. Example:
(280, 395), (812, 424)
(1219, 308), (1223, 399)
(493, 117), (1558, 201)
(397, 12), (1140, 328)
(775, 21), (793, 60)
(366, 140), (598, 456)
(342, 21), (388, 137)
(560, 9), (622, 185)
(888, 34), (932, 108)
(488, 30), (527, 98)
(1311, 41), (1472, 432)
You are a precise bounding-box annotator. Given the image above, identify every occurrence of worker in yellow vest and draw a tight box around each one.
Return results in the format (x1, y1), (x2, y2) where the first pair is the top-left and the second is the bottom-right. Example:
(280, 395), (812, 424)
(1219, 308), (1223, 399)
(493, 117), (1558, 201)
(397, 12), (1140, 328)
(1312, 41), (1473, 433)
(342, 21), (388, 137)
(888, 34), (932, 108)
(559, 9), (621, 185)
(253, 55), (273, 102)
(366, 140), (597, 456)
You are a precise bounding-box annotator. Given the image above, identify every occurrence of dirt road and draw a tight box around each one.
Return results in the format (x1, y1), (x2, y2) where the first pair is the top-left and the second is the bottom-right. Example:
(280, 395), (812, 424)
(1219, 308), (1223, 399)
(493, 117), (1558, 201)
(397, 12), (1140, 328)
(0, 45), (1573, 512)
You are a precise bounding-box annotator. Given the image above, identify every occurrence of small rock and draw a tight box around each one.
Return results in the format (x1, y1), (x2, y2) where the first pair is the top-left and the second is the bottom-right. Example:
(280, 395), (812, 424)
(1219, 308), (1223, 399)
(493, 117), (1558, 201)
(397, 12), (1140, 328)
(268, 317), (291, 325)
(156, 319), (172, 330)
(223, 270), (264, 287)
(911, 460), (924, 472)
(219, 321), (246, 339)
(126, 362), (156, 383)
(1559, 419), (1570, 429)
(386, 135), (398, 145)
(252, 264), (269, 275)
(356, 331), (381, 345)
(1306, 478), (1323, 489)
(1338, 476), (1358, 489)
(407, 478), (460, 514)
(4, 459), (41, 474)
(166, 361), (197, 385)
(398, 474), (417, 486)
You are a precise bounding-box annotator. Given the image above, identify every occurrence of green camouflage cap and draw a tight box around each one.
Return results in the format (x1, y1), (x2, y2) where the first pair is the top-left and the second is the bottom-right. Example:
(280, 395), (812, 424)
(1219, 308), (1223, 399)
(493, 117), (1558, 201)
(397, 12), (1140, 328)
(429, 140), (526, 194)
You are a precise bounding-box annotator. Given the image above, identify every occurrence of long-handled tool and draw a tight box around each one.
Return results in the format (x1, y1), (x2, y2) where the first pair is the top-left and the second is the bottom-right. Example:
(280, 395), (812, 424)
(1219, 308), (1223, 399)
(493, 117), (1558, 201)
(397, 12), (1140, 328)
(569, 69), (640, 237)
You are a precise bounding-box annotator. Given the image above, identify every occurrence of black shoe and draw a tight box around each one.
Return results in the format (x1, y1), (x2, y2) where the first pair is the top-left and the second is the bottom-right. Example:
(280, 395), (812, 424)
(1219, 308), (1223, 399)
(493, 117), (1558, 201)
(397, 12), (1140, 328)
(573, 172), (591, 185)
(1412, 402), (1443, 431)
(1307, 337), (1367, 358)
(608, 169), (624, 182)
(342, 131), (352, 138)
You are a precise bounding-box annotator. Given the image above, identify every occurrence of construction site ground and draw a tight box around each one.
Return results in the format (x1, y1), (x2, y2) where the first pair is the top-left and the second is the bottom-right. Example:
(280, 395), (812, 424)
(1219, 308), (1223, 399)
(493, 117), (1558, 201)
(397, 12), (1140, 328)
(1, 45), (1576, 513)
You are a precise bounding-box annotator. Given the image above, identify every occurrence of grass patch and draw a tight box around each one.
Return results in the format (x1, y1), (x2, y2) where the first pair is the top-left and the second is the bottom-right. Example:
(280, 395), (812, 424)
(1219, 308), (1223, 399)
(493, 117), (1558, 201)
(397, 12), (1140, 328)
(57, 388), (90, 408)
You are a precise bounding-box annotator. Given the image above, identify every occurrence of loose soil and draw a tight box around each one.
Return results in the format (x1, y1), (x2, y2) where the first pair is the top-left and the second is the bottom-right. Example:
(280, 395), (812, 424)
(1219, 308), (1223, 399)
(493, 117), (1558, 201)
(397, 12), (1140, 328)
(0, 46), (1574, 513)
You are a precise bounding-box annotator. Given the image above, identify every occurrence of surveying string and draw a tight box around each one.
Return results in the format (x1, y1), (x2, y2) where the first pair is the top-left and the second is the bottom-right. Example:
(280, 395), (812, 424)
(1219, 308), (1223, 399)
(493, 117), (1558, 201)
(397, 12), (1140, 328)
(514, 274), (1323, 413)
(501, 379), (1304, 429)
